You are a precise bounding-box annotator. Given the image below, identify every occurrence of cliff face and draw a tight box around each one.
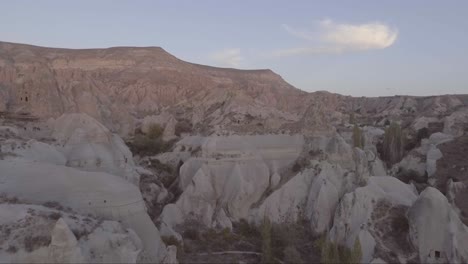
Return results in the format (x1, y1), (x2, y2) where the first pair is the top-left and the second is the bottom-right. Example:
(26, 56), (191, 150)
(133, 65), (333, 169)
(1, 41), (467, 137)
(0, 41), (309, 135)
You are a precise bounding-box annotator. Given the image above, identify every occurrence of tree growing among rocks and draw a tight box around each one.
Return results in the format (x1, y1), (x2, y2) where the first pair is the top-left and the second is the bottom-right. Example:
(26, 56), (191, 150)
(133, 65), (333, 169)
(261, 216), (273, 263)
(353, 124), (364, 149)
(316, 234), (362, 264)
(382, 122), (404, 167)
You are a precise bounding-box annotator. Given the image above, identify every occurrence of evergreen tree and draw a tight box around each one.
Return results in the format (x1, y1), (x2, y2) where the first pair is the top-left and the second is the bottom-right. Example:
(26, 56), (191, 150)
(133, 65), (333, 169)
(261, 216), (272, 263)
(383, 122), (404, 166)
(353, 124), (364, 149)
(351, 237), (362, 263)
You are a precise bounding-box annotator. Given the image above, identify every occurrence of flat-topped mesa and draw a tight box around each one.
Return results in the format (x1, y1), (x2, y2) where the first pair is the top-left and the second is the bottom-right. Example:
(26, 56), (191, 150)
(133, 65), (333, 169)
(0, 41), (308, 136)
(1, 41), (468, 137)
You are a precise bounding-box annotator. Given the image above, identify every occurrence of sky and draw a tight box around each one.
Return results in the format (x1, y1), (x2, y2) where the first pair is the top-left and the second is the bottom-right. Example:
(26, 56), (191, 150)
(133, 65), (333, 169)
(1, 0), (467, 96)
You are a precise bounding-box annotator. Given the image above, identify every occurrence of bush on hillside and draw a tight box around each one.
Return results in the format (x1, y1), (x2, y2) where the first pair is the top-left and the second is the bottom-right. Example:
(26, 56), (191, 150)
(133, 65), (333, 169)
(147, 124), (164, 139)
(128, 134), (175, 156)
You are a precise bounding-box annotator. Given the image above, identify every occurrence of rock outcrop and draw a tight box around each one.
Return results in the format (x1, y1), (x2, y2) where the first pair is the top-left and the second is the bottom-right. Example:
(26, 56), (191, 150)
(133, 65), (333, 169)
(0, 160), (166, 262)
(52, 113), (140, 184)
(329, 177), (418, 263)
(408, 187), (468, 263)
(0, 203), (142, 263)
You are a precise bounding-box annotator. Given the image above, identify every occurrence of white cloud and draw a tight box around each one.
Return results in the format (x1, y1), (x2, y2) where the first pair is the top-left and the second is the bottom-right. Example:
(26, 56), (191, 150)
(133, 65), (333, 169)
(210, 48), (243, 67)
(273, 19), (398, 57)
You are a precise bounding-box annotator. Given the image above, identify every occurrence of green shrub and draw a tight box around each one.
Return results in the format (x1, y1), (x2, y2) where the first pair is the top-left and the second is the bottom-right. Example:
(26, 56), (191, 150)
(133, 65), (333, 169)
(147, 124), (164, 139)
(292, 162), (301, 173)
(351, 237), (362, 263)
(316, 234), (362, 264)
(382, 122), (404, 166)
(131, 135), (164, 155)
(128, 134), (176, 156)
(237, 219), (260, 238)
(162, 235), (180, 246)
(284, 246), (302, 263)
(182, 228), (200, 241)
(261, 216), (273, 263)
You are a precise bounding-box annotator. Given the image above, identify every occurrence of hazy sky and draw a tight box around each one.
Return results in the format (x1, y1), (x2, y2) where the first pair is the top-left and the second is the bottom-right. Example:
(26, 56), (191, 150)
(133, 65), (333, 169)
(1, 0), (467, 96)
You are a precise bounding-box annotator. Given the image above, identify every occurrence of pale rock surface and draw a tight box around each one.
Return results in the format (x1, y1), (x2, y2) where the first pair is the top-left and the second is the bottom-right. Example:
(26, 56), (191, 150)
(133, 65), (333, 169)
(0, 126), (19, 137)
(306, 162), (348, 233)
(0, 203), (143, 263)
(169, 159), (270, 227)
(408, 187), (468, 264)
(324, 133), (355, 170)
(358, 229), (376, 263)
(48, 218), (84, 263)
(428, 132), (454, 146)
(162, 245), (178, 264)
(412, 116), (440, 131)
(162, 134), (303, 229)
(396, 155), (426, 176)
(270, 172), (281, 189)
(52, 113), (140, 184)
(159, 222), (183, 242)
(0, 160), (167, 262)
(362, 126), (385, 153)
(329, 177), (418, 263)
(368, 153), (387, 176)
(447, 179), (467, 206)
(160, 204), (184, 228)
(1, 139), (66, 165)
(426, 145), (442, 177)
(443, 108), (468, 137)
(250, 168), (317, 224)
(250, 133), (376, 233)
(81, 221), (142, 263)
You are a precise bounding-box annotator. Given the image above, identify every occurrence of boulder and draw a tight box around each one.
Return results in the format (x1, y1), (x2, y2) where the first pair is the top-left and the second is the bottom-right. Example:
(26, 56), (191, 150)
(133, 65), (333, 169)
(0, 160), (166, 263)
(162, 245), (178, 264)
(428, 132), (454, 146)
(408, 187), (468, 263)
(0, 203), (143, 263)
(52, 113), (140, 184)
(443, 108), (468, 137)
(81, 221), (142, 263)
(426, 145), (442, 177)
(48, 218), (84, 263)
(250, 168), (317, 224)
